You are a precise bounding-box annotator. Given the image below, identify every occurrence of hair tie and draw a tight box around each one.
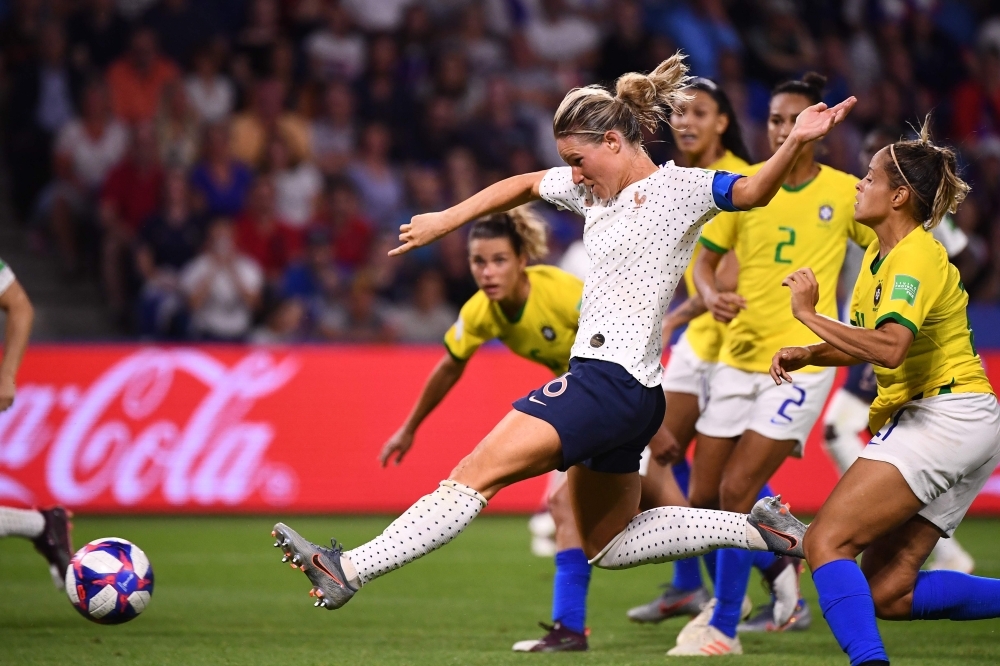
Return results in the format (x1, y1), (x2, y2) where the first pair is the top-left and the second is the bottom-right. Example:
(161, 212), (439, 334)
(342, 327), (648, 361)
(889, 144), (929, 206)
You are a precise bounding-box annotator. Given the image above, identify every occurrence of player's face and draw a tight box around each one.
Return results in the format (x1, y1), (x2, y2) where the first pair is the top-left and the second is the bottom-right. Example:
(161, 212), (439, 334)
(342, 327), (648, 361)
(670, 90), (728, 159)
(556, 133), (625, 201)
(854, 148), (895, 225)
(767, 93), (812, 155)
(468, 237), (527, 301)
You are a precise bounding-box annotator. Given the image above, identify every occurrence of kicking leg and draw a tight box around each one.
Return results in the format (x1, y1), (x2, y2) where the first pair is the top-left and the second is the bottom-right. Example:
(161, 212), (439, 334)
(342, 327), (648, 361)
(274, 410), (562, 609)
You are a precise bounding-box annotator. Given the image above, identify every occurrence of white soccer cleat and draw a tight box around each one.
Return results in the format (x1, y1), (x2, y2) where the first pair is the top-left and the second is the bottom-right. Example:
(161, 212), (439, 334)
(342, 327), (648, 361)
(675, 597), (753, 645)
(928, 537), (975, 574)
(667, 624), (743, 657)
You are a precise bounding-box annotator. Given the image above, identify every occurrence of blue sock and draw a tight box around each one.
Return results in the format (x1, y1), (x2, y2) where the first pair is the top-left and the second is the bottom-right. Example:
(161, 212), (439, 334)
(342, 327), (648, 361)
(703, 550), (718, 588)
(672, 557), (703, 592)
(912, 570), (1000, 620)
(552, 548), (591, 633)
(710, 548), (754, 637)
(813, 559), (888, 666)
(672, 459), (692, 495)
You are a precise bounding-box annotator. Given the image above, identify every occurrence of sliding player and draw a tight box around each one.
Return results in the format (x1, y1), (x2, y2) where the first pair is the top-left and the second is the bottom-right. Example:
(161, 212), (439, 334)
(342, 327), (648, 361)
(771, 118), (1000, 666)
(627, 78), (796, 628)
(270, 56), (854, 646)
(674, 73), (873, 655)
(0, 260), (73, 588)
(822, 125), (976, 574)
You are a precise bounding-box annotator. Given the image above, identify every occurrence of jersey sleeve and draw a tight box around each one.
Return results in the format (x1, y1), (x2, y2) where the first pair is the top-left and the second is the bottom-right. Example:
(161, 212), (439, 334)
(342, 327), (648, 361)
(699, 209), (739, 254)
(848, 218), (877, 249)
(0, 259), (16, 297)
(443, 292), (496, 362)
(875, 251), (945, 338)
(538, 167), (587, 217)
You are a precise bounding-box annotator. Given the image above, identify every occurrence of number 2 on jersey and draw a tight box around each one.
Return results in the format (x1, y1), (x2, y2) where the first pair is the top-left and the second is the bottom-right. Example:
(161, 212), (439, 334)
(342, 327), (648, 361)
(774, 226), (796, 264)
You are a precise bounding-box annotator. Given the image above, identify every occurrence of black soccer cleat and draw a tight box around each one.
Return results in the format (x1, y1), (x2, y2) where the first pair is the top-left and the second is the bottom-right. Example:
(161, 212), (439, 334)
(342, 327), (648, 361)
(511, 622), (588, 652)
(31, 506), (73, 589)
(272, 522), (358, 610)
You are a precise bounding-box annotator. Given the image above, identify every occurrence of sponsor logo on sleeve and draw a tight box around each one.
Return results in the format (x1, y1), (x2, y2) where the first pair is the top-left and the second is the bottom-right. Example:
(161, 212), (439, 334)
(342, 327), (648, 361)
(891, 275), (920, 306)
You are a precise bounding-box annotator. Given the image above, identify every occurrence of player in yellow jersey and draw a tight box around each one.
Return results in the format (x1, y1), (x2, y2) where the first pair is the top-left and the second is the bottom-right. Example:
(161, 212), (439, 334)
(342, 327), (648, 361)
(628, 78), (791, 625)
(770, 118), (1000, 666)
(667, 74), (876, 656)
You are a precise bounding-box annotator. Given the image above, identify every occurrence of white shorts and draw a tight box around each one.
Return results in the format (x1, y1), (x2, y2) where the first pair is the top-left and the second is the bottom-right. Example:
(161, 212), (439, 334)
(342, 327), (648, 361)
(696, 364), (836, 456)
(661, 334), (714, 410)
(860, 393), (1000, 536)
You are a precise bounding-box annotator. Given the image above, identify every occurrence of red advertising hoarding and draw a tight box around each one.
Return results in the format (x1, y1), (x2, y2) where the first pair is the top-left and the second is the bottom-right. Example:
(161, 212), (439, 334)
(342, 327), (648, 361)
(1, 344), (998, 515)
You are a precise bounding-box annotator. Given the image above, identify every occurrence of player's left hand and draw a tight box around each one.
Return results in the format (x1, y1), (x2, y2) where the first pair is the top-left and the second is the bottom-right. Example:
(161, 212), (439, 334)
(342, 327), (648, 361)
(769, 346), (812, 385)
(648, 423), (683, 466)
(389, 211), (455, 257)
(782, 267), (820, 321)
(0, 376), (15, 412)
(790, 97), (857, 144)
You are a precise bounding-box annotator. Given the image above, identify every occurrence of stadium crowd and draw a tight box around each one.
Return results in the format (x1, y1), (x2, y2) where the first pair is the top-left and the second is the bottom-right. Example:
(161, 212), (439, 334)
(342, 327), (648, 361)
(2, 0), (1000, 341)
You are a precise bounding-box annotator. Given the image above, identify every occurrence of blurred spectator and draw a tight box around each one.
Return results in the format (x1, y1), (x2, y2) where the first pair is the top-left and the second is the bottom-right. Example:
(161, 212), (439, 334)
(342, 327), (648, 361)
(744, 0), (818, 87)
(525, 0), (600, 64)
(66, 0), (130, 72)
(99, 122), (164, 320)
(235, 0), (282, 78)
(155, 80), (200, 169)
(234, 176), (302, 282)
(44, 78), (130, 276)
(142, 0), (214, 69)
(0, 0), (43, 74)
(230, 78), (311, 168)
(654, 0), (741, 80)
(457, 4), (505, 78)
(251, 298), (307, 344)
(180, 217), (263, 341)
(952, 46), (1000, 145)
(135, 169), (203, 338)
(185, 44), (236, 124)
(341, 0), (414, 33)
(190, 122), (254, 218)
(464, 77), (535, 172)
(318, 177), (374, 270)
(437, 230), (477, 308)
(310, 81), (356, 175)
(597, 0), (651, 83)
(304, 0), (365, 81)
(355, 33), (411, 132)
(318, 271), (395, 342)
(443, 147), (481, 205)
(347, 123), (404, 230)
(266, 133), (323, 228)
(389, 269), (457, 343)
(281, 226), (340, 302)
(5, 20), (82, 222)
(106, 26), (181, 124)
(432, 48), (485, 121)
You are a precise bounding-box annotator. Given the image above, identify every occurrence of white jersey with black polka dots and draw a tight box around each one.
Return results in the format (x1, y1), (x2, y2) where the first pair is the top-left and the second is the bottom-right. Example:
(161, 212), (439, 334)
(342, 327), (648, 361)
(540, 164), (722, 387)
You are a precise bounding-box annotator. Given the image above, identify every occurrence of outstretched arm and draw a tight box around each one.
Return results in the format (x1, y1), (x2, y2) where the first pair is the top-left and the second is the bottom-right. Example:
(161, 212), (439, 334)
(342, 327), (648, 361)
(731, 98), (856, 210)
(390, 171), (548, 256)
(0, 280), (34, 412)
(379, 353), (468, 466)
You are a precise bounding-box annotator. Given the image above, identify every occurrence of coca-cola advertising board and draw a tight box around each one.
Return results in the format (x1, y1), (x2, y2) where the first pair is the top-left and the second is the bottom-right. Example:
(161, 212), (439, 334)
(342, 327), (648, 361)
(2, 344), (1000, 515)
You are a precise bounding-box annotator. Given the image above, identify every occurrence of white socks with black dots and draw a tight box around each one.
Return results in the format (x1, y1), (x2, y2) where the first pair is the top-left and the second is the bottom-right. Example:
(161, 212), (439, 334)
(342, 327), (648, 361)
(344, 480), (487, 586)
(589, 506), (768, 569)
(0, 507), (44, 539)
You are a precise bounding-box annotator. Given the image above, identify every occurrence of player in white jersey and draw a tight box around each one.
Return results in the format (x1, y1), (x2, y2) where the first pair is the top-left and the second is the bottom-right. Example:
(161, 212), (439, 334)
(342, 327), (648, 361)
(269, 55), (855, 639)
(822, 126), (977, 575)
(0, 260), (75, 588)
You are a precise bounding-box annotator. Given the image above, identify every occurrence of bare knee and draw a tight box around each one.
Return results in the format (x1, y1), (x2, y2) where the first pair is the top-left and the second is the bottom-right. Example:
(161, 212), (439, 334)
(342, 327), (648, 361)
(868, 575), (916, 620)
(803, 521), (865, 570)
(718, 474), (759, 513)
(547, 481), (573, 521)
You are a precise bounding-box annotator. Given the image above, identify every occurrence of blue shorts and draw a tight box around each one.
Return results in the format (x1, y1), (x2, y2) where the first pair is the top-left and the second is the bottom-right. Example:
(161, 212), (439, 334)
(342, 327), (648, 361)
(843, 363), (878, 403)
(512, 358), (666, 474)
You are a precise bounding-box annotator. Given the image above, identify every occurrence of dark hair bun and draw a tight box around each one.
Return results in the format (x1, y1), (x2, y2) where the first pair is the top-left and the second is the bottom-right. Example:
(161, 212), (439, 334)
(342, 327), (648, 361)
(801, 72), (828, 92)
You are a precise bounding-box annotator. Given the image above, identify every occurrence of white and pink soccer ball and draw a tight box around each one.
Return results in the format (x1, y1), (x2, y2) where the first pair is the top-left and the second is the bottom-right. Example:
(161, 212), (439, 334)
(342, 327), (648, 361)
(65, 538), (154, 624)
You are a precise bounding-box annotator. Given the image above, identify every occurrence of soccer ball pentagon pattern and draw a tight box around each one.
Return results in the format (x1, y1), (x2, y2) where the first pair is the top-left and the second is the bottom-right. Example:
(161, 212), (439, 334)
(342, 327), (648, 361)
(65, 538), (154, 624)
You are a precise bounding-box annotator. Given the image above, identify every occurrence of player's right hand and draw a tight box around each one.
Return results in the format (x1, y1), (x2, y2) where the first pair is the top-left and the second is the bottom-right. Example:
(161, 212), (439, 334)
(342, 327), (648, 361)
(379, 428), (415, 467)
(0, 376), (15, 413)
(705, 291), (746, 323)
(389, 211), (454, 256)
(769, 346), (811, 385)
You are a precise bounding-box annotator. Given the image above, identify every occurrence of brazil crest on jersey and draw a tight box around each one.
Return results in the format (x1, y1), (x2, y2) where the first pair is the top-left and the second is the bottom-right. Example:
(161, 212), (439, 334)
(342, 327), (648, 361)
(850, 226), (993, 432)
(444, 265), (583, 376)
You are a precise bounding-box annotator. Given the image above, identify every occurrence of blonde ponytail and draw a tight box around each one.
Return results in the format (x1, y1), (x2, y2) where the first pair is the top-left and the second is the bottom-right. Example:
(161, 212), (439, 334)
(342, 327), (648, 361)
(553, 52), (691, 144)
(468, 205), (549, 261)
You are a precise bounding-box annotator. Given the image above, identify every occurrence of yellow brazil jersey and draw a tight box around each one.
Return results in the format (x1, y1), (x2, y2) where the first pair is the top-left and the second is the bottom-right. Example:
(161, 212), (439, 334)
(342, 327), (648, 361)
(682, 150), (751, 362)
(850, 227), (993, 432)
(700, 164), (876, 374)
(443, 265), (583, 376)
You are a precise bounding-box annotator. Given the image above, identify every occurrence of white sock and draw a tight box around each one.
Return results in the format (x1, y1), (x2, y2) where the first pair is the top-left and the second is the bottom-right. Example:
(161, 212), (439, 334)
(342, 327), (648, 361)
(344, 480), (487, 585)
(822, 389), (871, 475)
(589, 506), (766, 570)
(0, 507), (45, 539)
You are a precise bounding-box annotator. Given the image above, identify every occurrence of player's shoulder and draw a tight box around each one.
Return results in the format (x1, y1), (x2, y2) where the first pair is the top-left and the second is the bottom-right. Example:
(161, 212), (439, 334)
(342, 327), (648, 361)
(818, 165), (860, 192)
(459, 289), (494, 323)
(887, 228), (947, 272)
(652, 161), (715, 188)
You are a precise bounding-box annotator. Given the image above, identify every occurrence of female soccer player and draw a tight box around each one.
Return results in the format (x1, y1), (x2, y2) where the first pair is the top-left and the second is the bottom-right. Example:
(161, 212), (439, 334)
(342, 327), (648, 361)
(627, 78), (794, 627)
(270, 55), (854, 631)
(770, 119), (1000, 666)
(676, 73), (874, 655)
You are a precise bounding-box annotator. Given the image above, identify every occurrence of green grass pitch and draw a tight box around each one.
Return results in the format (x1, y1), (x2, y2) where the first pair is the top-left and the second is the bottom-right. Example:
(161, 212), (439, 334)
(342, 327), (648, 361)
(2, 515), (1000, 665)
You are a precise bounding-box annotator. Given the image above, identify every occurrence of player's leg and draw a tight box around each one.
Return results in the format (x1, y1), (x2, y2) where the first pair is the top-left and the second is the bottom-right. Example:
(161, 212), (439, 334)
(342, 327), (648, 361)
(274, 409), (563, 609)
(0, 505), (73, 588)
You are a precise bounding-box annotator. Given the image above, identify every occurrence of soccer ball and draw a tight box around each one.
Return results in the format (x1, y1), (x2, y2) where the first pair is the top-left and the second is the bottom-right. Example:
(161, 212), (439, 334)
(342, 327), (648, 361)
(65, 538), (154, 624)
